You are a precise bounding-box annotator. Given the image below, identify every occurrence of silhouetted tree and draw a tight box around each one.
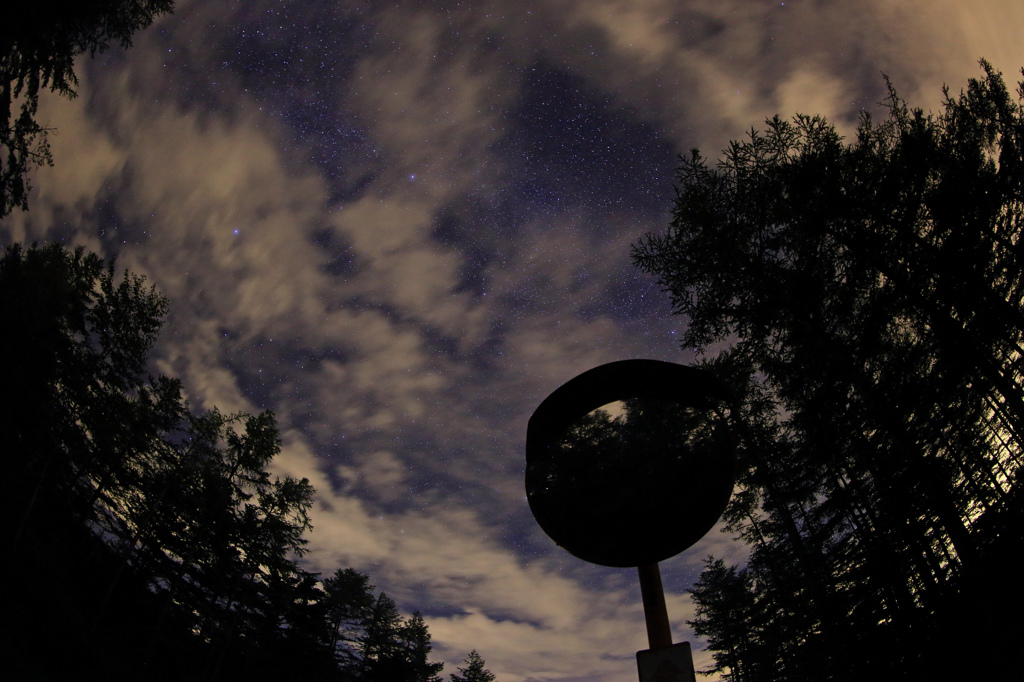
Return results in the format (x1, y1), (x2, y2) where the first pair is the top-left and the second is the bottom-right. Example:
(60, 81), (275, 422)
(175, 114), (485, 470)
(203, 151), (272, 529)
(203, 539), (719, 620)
(2, 242), (462, 681)
(450, 650), (496, 682)
(1, 0), (174, 215)
(1, 242), (175, 542)
(2, 241), (189, 679)
(323, 567), (377, 668)
(634, 61), (1024, 680)
(361, 591), (407, 680)
(126, 408), (323, 680)
(0, 242), (326, 680)
(400, 612), (445, 682)
(358, 593), (445, 682)
(687, 558), (759, 682)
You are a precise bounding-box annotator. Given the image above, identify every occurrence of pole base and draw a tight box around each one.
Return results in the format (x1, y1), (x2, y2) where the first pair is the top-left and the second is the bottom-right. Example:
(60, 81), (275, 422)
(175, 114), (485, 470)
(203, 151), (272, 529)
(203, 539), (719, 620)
(636, 641), (697, 682)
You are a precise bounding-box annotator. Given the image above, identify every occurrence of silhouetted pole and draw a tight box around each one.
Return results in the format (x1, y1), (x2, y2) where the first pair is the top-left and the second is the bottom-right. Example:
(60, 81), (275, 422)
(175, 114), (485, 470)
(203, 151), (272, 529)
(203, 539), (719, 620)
(638, 563), (672, 650)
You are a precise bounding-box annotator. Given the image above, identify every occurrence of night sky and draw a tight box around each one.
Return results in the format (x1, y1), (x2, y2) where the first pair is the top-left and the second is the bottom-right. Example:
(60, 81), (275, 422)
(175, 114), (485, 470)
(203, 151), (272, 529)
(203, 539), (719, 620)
(4, 2), (1022, 680)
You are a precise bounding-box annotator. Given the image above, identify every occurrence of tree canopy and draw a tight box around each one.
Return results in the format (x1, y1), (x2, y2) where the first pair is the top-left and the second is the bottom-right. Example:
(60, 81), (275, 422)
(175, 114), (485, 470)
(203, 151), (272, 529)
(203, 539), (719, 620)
(633, 60), (1024, 681)
(1, 0), (174, 216)
(2, 242), (479, 682)
(450, 650), (497, 682)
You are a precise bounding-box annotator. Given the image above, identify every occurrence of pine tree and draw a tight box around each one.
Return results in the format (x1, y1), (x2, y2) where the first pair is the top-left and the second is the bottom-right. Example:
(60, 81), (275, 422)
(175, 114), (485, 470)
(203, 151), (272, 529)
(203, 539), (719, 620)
(450, 650), (496, 682)
(1, 242), (479, 680)
(1, 1), (175, 215)
(323, 568), (376, 667)
(2, 243), (334, 680)
(634, 61), (1024, 680)
(360, 592), (407, 681)
(400, 612), (445, 682)
(2, 243), (173, 544)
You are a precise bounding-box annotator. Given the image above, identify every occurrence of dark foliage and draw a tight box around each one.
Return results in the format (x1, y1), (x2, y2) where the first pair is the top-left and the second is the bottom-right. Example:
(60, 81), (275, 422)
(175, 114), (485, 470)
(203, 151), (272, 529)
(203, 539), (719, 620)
(1, 0), (174, 216)
(359, 594), (445, 682)
(1, 243), (467, 681)
(450, 650), (497, 682)
(633, 61), (1024, 681)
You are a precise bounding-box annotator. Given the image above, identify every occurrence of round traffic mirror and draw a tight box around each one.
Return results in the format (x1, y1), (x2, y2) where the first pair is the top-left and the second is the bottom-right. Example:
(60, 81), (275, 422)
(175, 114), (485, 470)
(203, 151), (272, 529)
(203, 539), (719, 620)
(525, 360), (736, 567)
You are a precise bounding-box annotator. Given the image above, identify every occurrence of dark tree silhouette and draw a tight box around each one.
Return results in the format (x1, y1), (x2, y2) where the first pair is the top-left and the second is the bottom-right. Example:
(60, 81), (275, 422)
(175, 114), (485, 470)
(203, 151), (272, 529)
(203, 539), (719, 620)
(2, 242), (489, 680)
(360, 591), (407, 679)
(323, 567), (377, 668)
(126, 408), (324, 681)
(450, 650), (497, 682)
(360, 593), (445, 682)
(1, 0), (174, 216)
(633, 61), (1024, 681)
(0, 243), (332, 680)
(687, 559), (759, 682)
(1, 242), (174, 542)
(400, 612), (445, 682)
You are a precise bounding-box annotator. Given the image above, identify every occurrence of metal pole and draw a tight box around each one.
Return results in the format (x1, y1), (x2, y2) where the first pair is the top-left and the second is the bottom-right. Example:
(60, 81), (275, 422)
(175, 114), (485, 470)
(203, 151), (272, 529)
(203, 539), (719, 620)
(637, 563), (673, 650)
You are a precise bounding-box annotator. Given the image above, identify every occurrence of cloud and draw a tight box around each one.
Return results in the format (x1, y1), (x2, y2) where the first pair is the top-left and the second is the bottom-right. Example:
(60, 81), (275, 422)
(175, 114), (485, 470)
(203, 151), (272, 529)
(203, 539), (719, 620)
(345, 9), (514, 195)
(275, 427), (657, 681)
(543, 0), (1024, 154)
(336, 450), (409, 502)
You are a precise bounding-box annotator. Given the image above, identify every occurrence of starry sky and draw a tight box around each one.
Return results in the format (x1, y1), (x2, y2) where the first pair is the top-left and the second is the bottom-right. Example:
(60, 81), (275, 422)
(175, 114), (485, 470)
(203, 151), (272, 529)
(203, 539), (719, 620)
(4, 2), (1023, 680)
